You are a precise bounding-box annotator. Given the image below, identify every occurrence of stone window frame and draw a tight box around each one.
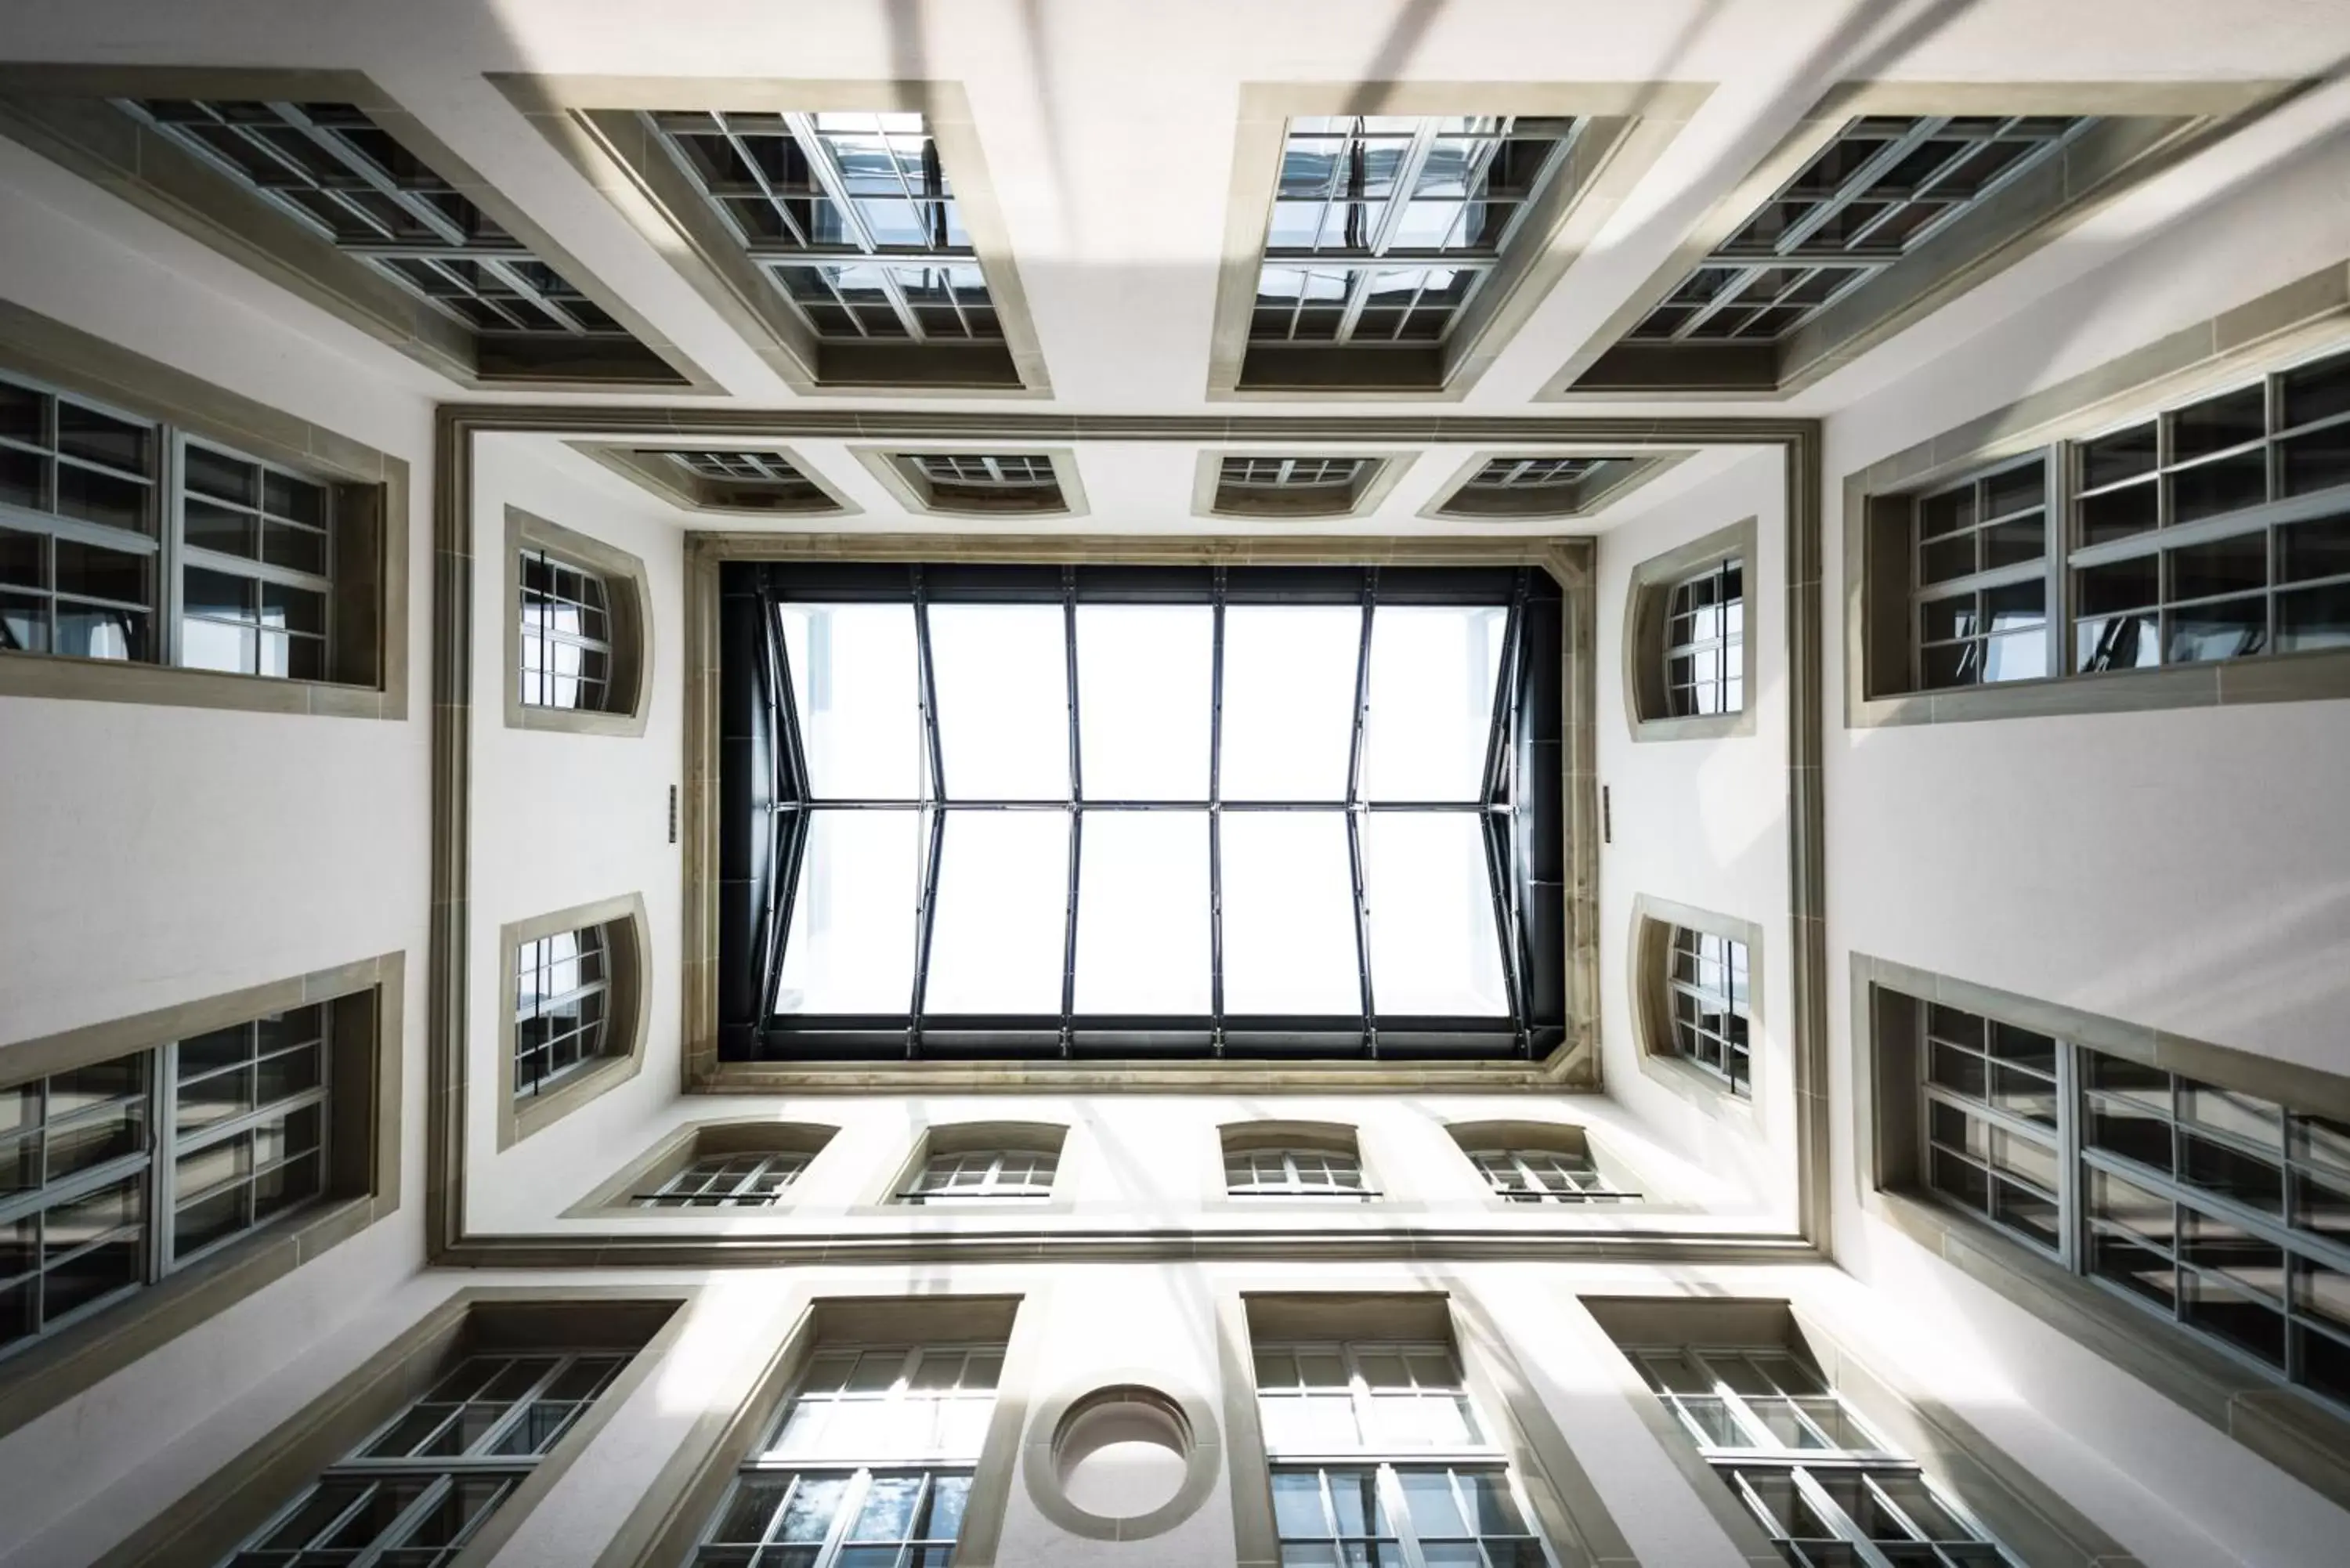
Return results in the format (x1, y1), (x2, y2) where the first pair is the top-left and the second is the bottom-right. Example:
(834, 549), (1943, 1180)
(86, 1287), (690, 1568)
(1217, 1287), (1637, 1568)
(1846, 263), (2350, 727)
(1419, 450), (1688, 523)
(1019, 1373), (1224, 1545)
(489, 74), (1050, 397)
(594, 1291), (1047, 1568)
(0, 951), (404, 1441)
(1440, 1118), (1647, 1209)
(1205, 81), (1712, 401)
(502, 505), (653, 736)
(0, 300), (408, 719)
(495, 893), (651, 1151)
(1848, 949), (2350, 1514)
(1629, 894), (1764, 1123)
(1546, 79), (2296, 400)
(1578, 1292), (2142, 1567)
(564, 1118), (839, 1216)
(0, 67), (714, 394)
(1622, 515), (1758, 742)
(852, 446), (1090, 519)
(1190, 450), (1417, 521)
(566, 443), (862, 519)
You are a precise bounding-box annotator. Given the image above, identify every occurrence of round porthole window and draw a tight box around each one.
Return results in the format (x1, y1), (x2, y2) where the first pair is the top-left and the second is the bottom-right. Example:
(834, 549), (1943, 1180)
(1051, 1385), (1194, 1521)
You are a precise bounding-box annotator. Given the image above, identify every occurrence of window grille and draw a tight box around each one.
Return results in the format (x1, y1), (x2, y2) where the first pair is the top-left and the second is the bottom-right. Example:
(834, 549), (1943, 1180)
(896, 1149), (1058, 1205)
(910, 454), (1054, 488)
(1668, 927), (1751, 1095)
(634, 1152), (809, 1209)
(1219, 457), (1368, 489)
(1465, 457), (1604, 491)
(1467, 1147), (1630, 1203)
(1226, 1148), (1372, 1199)
(512, 927), (610, 1099)
(1665, 558), (1744, 717)
(517, 549), (613, 711)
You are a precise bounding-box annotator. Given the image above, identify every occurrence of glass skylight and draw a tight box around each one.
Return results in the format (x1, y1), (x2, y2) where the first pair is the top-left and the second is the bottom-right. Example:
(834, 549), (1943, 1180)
(742, 565), (1562, 1059)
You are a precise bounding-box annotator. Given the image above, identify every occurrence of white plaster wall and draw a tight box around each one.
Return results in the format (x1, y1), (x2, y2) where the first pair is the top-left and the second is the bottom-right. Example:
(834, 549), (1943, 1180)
(0, 139), (439, 1553)
(1593, 450), (1795, 1213)
(1817, 131), (2350, 1561)
(465, 435), (689, 1230)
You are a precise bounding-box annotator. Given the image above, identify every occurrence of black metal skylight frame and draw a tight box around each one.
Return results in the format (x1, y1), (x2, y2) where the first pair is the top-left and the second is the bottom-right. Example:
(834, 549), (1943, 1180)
(715, 562), (1566, 1063)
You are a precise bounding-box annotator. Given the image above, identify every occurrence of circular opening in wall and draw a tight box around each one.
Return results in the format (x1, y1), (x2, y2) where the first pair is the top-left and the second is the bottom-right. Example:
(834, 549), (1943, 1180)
(1052, 1385), (1193, 1521)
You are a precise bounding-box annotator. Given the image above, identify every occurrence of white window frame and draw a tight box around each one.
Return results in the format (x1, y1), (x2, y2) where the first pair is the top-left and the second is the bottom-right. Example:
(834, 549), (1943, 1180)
(895, 1148), (1058, 1205)
(1466, 1147), (1632, 1203)
(1225, 1147), (1373, 1201)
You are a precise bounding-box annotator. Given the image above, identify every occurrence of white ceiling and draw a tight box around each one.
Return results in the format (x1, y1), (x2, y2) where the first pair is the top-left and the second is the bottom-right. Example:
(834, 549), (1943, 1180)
(10, 0), (2350, 529)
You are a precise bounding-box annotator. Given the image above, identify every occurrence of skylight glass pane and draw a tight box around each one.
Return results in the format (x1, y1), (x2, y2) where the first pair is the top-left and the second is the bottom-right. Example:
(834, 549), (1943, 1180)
(1076, 605), (1213, 800)
(923, 812), (1070, 1013)
(1073, 811), (1211, 1013)
(1220, 606), (1361, 801)
(1220, 811), (1361, 1013)
(1363, 814), (1507, 1015)
(1362, 605), (1507, 801)
(777, 603), (924, 799)
(774, 810), (921, 1013)
(927, 605), (1070, 800)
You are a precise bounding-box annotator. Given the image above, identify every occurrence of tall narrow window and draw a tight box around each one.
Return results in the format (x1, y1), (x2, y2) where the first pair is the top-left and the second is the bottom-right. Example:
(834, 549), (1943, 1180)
(1898, 988), (2350, 1411)
(513, 927), (610, 1099)
(689, 1343), (1003, 1566)
(518, 547), (613, 711)
(1, 1006), (332, 1362)
(181, 442), (334, 680)
(1467, 1147), (1631, 1204)
(634, 1152), (809, 1209)
(215, 1345), (631, 1566)
(1665, 557), (1744, 717)
(1629, 1342), (2016, 1565)
(1910, 456), (2048, 689)
(897, 1147), (1058, 1205)
(1254, 1339), (1549, 1565)
(1227, 1148), (1372, 1201)
(1668, 927), (1751, 1096)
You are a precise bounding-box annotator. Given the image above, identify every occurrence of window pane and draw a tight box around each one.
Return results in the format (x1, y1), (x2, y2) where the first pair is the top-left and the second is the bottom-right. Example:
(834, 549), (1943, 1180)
(1073, 810), (1211, 1013)
(1220, 811), (1360, 1013)
(1220, 606), (1361, 800)
(923, 811), (1070, 1013)
(778, 603), (924, 798)
(775, 809), (921, 1013)
(1362, 606), (1506, 801)
(1076, 605), (1212, 800)
(927, 603), (1070, 800)
(1363, 813), (1506, 1015)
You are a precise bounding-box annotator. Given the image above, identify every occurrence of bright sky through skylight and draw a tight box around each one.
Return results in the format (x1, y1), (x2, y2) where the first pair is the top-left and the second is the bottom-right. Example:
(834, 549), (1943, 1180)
(770, 599), (1509, 1019)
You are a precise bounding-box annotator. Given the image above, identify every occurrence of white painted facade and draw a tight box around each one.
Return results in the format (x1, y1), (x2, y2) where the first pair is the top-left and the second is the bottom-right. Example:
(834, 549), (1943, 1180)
(2, 3), (2348, 1566)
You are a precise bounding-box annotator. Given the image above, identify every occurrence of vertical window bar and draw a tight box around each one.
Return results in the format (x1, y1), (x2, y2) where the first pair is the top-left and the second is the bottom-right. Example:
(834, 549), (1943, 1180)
(907, 566), (945, 1057)
(1058, 566), (1082, 1056)
(1347, 576), (1378, 1053)
(1207, 567), (1228, 1055)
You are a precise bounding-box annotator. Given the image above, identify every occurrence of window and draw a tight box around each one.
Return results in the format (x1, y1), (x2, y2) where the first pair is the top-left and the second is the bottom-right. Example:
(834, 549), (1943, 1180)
(1866, 344), (2350, 699)
(512, 926), (611, 1101)
(215, 1343), (632, 1566)
(2, 1005), (331, 1363)
(1253, 1339), (1550, 1566)
(1430, 454), (1663, 521)
(574, 445), (853, 518)
(1625, 117), (2087, 351)
(1467, 1147), (1630, 1204)
(868, 450), (1076, 516)
(1668, 927), (1751, 1096)
(1227, 1149), (1372, 1201)
(634, 1152), (808, 1209)
(0, 372), (367, 683)
(1897, 989), (2350, 1412)
(688, 1343), (1002, 1566)
(1627, 1341), (2017, 1566)
(1204, 453), (1403, 520)
(648, 111), (1003, 349)
(1250, 116), (1578, 363)
(665, 450), (831, 508)
(518, 549), (613, 711)
(1665, 558), (1744, 717)
(726, 562), (1565, 1061)
(114, 98), (679, 385)
(897, 1148), (1058, 1205)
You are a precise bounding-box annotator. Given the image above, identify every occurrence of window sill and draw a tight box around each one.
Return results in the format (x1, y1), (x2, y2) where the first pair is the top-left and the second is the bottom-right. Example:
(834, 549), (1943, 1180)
(1850, 632), (2350, 728)
(1628, 707), (1754, 743)
(0, 649), (402, 720)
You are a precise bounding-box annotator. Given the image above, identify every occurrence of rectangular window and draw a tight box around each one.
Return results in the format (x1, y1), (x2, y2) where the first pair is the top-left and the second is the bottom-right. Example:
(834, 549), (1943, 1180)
(2, 1005), (331, 1363)
(1226, 1148), (1372, 1200)
(1254, 1339), (1548, 1566)
(728, 562), (1565, 1062)
(0, 370), (366, 684)
(217, 1344), (632, 1566)
(1665, 558), (1745, 717)
(1871, 342), (2350, 697)
(518, 548), (613, 711)
(634, 1152), (808, 1209)
(512, 926), (611, 1100)
(1467, 1147), (1632, 1203)
(897, 1149), (1058, 1205)
(1898, 987), (2350, 1414)
(688, 1342), (1003, 1566)
(1627, 1340), (2017, 1565)
(1668, 927), (1751, 1095)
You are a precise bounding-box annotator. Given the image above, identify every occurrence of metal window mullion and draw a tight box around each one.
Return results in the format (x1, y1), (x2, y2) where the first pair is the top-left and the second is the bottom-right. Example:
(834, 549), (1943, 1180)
(1058, 569), (1083, 1053)
(179, 541), (334, 594)
(1365, 121), (1443, 258)
(2080, 1143), (2350, 1279)
(1668, 262), (1781, 341)
(2067, 479), (2350, 570)
(1376, 1461), (1434, 1568)
(268, 102), (473, 247)
(1332, 266), (1378, 345)
(476, 255), (589, 336)
(146, 1040), (176, 1278)
(1779, 116), (1951, 258)
(713, 117), (814, 251)
(1346, 583), (1378, 1054)
(345, 1472), (461, 1568)
(169, 1083), (330, 1163)
(907, 569), (945, 1055)
(783, 113), (882, 255)
(1208, 570), (1227, 1052)
(0, 1137), (154, 1234)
